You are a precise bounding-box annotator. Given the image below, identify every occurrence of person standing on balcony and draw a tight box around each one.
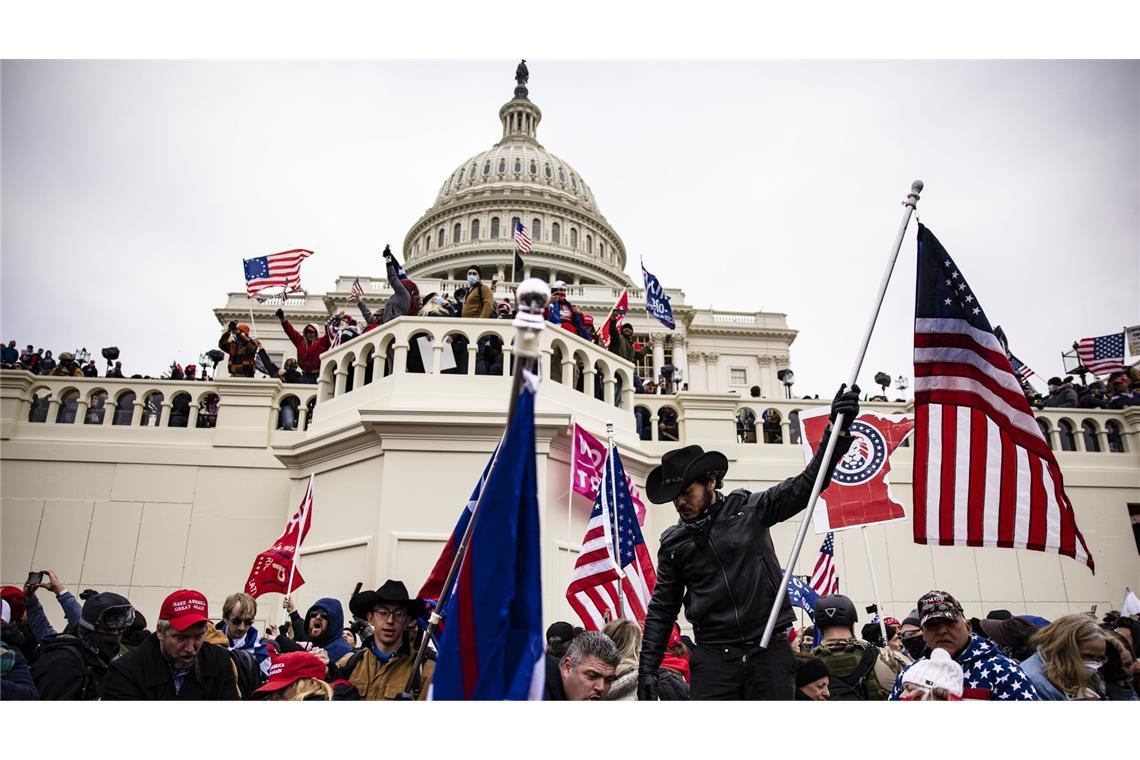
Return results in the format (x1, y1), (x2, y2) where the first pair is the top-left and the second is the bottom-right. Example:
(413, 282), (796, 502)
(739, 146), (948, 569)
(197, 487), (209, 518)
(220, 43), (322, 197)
(460, 265), (493, 319)
(637, 384), (860, 701)
(219, 322), (258, 378)
(357, 246), (415, 332)
(546, 281), (590, 339)
(276, 311), (330, 385)
(49, 352), (85, 377)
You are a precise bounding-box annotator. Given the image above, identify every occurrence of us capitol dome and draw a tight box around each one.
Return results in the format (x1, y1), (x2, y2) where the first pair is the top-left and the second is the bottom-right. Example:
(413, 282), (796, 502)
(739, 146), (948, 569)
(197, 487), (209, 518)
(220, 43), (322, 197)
(402, 65), (632, 290)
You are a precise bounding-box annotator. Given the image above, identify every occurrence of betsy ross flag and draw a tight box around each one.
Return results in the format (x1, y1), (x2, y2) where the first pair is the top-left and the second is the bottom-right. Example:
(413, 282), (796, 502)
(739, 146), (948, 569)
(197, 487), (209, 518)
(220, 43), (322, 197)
(566, 443), (657, 630)
(513, 220), (532, 276)
(348, 278), (365, 303)
(243, 249), (314, 297)
(809, 532), (839, 595)
(913, 225), (1093, 571)
(431, 377), (544, 700)
(244, 475), (314, 597)
(597, 291), (629, 348)
(1076, 332), (1126, 376)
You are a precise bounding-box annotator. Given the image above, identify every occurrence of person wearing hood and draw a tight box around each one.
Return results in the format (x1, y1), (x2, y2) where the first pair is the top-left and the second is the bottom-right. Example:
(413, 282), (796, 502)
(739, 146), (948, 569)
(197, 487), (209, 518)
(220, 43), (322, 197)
(281, 596), (352, 665)
(276, 310), (331, 384)
(636, 384), (860, 701)
(1020, 614), (1107, 700)
(219, 321), (258, 378)
(336, 580), (434, 700)
(1042, 376), (1078, 408)
(888, 590), (1039, 701)
(31, 592), (134, 700)
(217, 592), (271, 677)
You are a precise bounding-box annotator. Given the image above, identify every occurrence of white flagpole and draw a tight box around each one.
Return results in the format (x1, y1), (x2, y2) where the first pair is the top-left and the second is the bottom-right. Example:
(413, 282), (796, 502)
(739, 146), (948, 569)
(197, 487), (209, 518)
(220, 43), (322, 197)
(281, 474), (313, 626)
(568, 420), (576, 580)
(605, 420), (625, 619)
(860, 526), (890, 647)
(760, 180), (923, 649)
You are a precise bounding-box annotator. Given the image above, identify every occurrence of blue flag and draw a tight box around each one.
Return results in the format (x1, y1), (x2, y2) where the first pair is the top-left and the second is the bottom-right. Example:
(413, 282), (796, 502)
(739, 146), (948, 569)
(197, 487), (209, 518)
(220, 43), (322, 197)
(785, 571), (822, 646)
(642, 262), (675, 330)
(432, 381), (544, 700)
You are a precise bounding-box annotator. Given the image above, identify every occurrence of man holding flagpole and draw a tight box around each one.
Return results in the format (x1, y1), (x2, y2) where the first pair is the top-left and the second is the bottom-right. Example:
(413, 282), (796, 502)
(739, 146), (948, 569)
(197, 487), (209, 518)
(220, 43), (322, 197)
(637, 384), (860, 701)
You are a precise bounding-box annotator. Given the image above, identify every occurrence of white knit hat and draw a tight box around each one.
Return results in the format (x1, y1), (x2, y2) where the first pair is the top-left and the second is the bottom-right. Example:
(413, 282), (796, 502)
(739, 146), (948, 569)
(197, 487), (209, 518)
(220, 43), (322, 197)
(902, 647), (964, 697)
(1, 599), (10, 625)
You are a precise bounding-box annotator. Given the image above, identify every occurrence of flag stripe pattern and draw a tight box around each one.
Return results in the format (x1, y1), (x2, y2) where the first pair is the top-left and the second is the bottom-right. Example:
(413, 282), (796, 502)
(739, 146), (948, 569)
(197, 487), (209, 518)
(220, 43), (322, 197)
(912, 225), (1093, 571)
(348, 278), (365, 303)
(1007, 351), (1034, 382)
(1076, 333), (1126, 376)
(513, 220), (532, 254)
(566, 444), (656, 630)
(243, 249), (313, 296)
(809, 532), (839, 595)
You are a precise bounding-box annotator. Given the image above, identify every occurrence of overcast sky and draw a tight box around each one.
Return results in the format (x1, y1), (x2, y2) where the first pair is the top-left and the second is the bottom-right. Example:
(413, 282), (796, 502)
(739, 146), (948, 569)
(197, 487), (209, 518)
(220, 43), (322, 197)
(2, 59), (1137, 395)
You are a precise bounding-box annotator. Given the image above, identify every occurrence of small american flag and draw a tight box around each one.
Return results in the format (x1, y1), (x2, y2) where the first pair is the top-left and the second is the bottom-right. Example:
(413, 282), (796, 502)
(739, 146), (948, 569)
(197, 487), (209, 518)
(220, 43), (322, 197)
(1008, 351), (1035, 382)
(325, 314), (342, 349)
(913, 225), (1093, 571)
(809, 532), (839, 595)
(513, 220), (532, 254)
(348, 278), (365, 303)
(1076, 332), (1126, 376)
(243, 249), (313, 296)
(566, 444), (656, 630)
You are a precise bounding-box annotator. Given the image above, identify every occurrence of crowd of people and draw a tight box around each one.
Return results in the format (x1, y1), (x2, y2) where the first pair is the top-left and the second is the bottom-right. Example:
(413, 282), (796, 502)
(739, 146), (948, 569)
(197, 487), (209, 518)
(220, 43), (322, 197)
(1034, 372), (1140, 410)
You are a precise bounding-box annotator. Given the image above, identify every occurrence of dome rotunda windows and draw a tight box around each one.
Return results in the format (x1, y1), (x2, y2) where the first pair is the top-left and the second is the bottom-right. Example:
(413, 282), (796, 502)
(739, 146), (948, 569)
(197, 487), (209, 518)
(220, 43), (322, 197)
(498, 158), (506, 173)
(514, 158), (522, 173)
(490, 217), (500, 239)
(529, 160), (537, 175)
(469, 164), (477, 179)
(483, 161), (491, 176)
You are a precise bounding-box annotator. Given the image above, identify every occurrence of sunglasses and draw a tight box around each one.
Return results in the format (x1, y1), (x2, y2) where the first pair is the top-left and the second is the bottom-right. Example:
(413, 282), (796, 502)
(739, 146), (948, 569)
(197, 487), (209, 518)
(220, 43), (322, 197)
(227, 617), (255, 627)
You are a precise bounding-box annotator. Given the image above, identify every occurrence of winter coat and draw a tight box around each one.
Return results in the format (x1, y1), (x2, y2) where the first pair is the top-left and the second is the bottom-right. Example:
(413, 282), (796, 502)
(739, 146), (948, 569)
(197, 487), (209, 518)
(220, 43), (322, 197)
(217, 623), (271, 676)
(100, 632), (239, 700)
(30, 634), (113, 700)
(542, 653), (567, 700)
(290, 598), (352, 664)
(382, 258), (414, 323)
(640, 429), (854, 677)
(608, 323), (648, 363)
(0, 646), (38, 700)
(888, 635), (1040, 701)
(0, 345), (18, 365)
(605, 658), (638, 701)
(657, 667), (690, 700)
(461, 281), (494, 319)
(546, 298), (589, 338)
(49, 362), (84, 377)
(281, 320), (331, 375)
(335, 641), (434, 701)
(1043, 384), (1078, 408)
(218, 329), (258, 378)
(1020, 651), (1098, 700)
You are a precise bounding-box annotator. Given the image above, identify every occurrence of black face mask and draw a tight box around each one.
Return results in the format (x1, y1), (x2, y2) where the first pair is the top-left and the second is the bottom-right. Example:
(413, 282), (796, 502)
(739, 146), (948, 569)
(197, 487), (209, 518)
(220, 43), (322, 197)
(85, 632), (124, 664)
(902, 635), (926, 660)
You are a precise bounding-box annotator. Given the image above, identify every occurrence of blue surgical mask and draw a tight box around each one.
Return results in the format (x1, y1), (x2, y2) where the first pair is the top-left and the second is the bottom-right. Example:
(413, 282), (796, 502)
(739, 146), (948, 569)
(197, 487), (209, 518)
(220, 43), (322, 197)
(433, 295), (444, 305)
(467, 274), (478, 285)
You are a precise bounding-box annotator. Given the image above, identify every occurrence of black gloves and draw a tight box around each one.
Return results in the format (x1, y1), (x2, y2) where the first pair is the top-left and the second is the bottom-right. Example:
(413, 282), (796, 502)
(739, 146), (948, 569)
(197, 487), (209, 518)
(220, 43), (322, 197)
(275, 308), (284, 321)
(829, 383), (861, 434)
(227, 320), (238, 332)
(382, 244), (392, 259)
(637, 673), (659, 701)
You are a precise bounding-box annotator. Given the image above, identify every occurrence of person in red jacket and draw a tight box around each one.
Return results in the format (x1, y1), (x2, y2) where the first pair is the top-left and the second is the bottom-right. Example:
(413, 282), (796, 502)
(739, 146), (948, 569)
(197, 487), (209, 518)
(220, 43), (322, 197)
(276, 309), (330, 384)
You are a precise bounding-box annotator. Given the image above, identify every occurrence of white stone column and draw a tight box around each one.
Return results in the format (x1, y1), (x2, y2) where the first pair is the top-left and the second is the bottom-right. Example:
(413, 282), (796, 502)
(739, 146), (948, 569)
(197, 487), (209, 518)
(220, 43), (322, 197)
(603, 377), (616, 406)
(687, 352), (703, 393)
(672, 336), (688, 390)
(75, 399), (89, 425)
(130, 400), (144, 426)
(561, 358), (575, 388)
(582, 365), (597, 398)
(652, 333), (666, 382)
(334, 368), (348, 397)
(352, 359), (366, 390)
(704, 352), (719, 393)
(393, 343), (409, 374)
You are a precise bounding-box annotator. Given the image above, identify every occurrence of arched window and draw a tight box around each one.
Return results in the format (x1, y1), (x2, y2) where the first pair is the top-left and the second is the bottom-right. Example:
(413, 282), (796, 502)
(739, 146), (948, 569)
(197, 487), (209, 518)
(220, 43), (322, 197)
(529, 160), (537, 175)
(85, 390), (109, 424)
(425, 233), (431, 251)
(788, 410), (801, 445)
(113, 391), (135, 425)
(551, 223), (561, 244)
(277, 395), (300, 431)
(586, 234), (593, 254)
(56, 390), (80, 424)
(1036, 418), (1053, 449)
(141, 392), (164, 427)
(658, 406), (680, 442)
(514, 158), (522, 173)
(599, 242), (605, 259)
(761, 408), (783, 444)
(471, 218), (480, 240)
(1081, 420), (1101, 452)
(453, 223), (462, 244)
(532, 218), (542, 240)
(571, 175), (578, 191)
(438, 228), (445, 248)
(736, 407), (758, 443)
(511, 216), (521, 236)
(490, 217), (500, 239)
(483, 161), (491, 177)
(468, 164), (476, 179)
(168, 392), (191, 428)
(1057, 419), (1077, 451)
(197, 393), (219, 428)
(570, 228), (578, 248)
(545, 164), (552, 179)
(1106, 420), (1126, 453)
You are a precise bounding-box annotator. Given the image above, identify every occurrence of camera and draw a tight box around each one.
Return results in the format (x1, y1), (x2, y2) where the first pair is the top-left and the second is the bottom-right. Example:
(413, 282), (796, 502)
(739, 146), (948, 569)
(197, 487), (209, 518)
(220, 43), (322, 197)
(349, 616), (373, 643)
(865, 603), (879, 614)
(27, 571), (45, 586)
(101, 347), (120, 362)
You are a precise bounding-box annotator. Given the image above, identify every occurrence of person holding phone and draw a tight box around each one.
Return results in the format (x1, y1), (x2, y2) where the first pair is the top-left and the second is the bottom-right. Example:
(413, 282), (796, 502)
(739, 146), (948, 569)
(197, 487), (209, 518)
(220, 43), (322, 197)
(21, 569), (83, 642)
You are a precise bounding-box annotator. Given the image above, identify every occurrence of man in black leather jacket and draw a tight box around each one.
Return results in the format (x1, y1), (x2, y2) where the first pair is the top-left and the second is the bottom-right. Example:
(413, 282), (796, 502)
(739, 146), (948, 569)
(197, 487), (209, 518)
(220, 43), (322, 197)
(637, 384), (860, 700)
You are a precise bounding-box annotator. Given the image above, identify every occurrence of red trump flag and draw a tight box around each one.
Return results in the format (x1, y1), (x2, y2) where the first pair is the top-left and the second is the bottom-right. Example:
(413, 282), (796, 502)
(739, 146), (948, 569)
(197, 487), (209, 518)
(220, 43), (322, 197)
(597, 290), (629, 348)
(245, 475), (315, 597)
(571, 423), (646, 525)
(798, 407), (914, 533)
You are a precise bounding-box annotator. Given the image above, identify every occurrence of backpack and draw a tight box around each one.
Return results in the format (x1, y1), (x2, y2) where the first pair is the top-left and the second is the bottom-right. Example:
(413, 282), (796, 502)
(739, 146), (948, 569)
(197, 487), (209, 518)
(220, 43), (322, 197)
(820, 643), (880, 701)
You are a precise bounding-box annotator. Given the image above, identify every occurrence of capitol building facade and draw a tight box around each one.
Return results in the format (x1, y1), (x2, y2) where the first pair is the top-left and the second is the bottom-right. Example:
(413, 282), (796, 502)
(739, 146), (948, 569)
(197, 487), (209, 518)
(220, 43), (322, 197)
(2, 68), (1137, 636)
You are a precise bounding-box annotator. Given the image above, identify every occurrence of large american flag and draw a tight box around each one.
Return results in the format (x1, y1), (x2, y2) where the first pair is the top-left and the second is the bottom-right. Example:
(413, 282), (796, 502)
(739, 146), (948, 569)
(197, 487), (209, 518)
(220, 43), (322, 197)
(913, 225), (1093, 571)
(566, 444), (656, 630)
(1076, 332), (1126, 376)
(809, 532), (839, 595)
(243, 249), (313, 296)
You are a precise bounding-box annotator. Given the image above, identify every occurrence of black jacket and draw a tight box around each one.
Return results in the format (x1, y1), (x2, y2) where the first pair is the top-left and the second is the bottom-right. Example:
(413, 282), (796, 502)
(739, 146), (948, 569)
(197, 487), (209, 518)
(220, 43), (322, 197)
(100, 633), (239, 701)
(639, 428), (853, 676)
(30, 635), (110, 700)
(542, 654), (567, 700)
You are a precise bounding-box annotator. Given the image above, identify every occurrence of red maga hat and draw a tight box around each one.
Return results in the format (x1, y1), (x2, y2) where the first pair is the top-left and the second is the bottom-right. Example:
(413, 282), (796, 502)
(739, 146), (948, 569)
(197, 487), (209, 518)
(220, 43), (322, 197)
(159, 589), (209, 631)
(254, 651), (327, 695)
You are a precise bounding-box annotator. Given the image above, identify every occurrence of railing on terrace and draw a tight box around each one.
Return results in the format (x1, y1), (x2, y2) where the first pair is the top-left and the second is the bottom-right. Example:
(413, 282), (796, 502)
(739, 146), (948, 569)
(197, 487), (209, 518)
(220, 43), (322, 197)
(313, 316), (639, 411)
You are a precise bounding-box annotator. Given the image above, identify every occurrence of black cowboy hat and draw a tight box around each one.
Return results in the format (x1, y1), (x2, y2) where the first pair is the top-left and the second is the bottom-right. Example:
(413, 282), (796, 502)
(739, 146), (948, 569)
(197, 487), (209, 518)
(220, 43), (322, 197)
(646, 445), (729, 504)
(349, 579), (426, 621)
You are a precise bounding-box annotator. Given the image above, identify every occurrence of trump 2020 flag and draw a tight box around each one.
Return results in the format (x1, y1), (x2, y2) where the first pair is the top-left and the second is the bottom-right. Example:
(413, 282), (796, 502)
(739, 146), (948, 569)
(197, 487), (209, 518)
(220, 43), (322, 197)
(797, 407), (914, 533)
(570, 423), (647, 526)
(244, 475), (314, 597)
(432, 379), (544, 700)
(642, 262), (675, 330)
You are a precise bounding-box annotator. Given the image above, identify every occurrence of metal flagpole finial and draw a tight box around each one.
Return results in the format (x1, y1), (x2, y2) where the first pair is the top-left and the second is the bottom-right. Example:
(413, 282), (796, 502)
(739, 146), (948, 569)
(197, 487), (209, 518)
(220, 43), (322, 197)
(512, 278), (551, 360)
(905, 180), (924, 208)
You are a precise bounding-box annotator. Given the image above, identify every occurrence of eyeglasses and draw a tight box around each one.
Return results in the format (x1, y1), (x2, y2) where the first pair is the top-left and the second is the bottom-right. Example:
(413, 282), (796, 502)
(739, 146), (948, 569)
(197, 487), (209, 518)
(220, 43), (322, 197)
(306, 611), (329, 621)
(227, 617), (255, 627)
(370, 608), (409, 622)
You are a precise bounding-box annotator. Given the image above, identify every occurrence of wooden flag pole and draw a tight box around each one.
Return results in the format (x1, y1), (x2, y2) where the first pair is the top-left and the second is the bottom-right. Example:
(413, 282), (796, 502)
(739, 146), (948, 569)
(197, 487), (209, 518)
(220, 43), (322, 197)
(760, 180), (923, 649)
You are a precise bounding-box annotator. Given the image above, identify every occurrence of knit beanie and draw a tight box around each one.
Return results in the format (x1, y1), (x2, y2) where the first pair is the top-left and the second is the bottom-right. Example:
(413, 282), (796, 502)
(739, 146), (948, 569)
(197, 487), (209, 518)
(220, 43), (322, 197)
(795, 657), (830, 688)
(901, 648), (964, 697)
